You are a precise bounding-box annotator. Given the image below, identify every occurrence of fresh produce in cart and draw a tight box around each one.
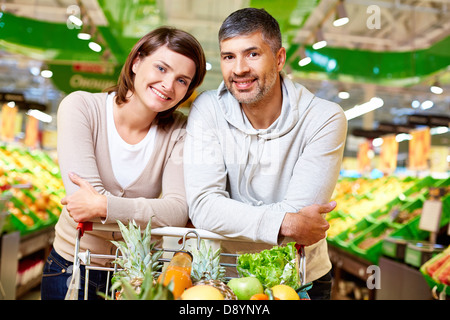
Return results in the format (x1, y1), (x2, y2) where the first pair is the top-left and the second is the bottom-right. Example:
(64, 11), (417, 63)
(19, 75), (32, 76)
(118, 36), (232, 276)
(109, 220), (308, 300)
(110, 219), (164, 298)
(236, 242), (300, 289)
(190, 240), (237, 300)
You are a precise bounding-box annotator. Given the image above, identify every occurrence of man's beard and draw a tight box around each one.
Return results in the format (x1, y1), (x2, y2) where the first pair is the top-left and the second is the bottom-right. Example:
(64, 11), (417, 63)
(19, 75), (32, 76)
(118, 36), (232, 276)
(226, 68), (278, 105)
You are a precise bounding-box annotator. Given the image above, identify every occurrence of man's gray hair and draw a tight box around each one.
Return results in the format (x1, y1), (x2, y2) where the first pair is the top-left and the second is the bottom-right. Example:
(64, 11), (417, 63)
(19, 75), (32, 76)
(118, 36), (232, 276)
(218, 8), (282, 54)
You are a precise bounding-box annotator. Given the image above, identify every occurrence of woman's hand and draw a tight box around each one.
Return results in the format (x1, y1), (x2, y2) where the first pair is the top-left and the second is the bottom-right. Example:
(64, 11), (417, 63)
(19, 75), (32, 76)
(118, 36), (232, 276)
(61, 172), (107, 222)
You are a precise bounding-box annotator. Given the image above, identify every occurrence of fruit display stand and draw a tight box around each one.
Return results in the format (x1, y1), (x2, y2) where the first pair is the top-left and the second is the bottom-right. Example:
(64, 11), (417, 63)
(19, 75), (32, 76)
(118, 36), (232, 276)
(327, 176), (449, 299)
(0, 144), (64, 299)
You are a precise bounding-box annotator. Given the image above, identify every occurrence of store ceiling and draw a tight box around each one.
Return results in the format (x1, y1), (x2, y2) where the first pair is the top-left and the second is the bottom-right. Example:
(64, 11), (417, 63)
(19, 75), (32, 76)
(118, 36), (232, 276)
(0, 0), (449, 146)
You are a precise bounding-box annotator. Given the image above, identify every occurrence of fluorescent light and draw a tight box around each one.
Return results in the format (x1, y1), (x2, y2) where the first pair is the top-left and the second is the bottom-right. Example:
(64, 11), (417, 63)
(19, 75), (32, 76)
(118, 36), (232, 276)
(68, 15), (83, 28)
(77, 32), (91, 40)
(421, 100), (433, 110)
(333, 1), (349, 27)
(333, 17), (349, 27)
(430, 126), (449, 135)
(430, 85), (443, 95)
(40, 70), (53, 78)
(312, 40), (327, 50)
(344, 97), (384, 120)
(27, 109), (53, 123)
(372, 137), (383, 147)
(411, 100), (420, 108)
(88, 41), (102, 52)
(312, 29), (327, 50)
(297, 46), (311, 66)
(7, 101), (15, 108)
(396, 133), (412, 142)
(299, 57), (311, 67)
(338, 91), (350, 99)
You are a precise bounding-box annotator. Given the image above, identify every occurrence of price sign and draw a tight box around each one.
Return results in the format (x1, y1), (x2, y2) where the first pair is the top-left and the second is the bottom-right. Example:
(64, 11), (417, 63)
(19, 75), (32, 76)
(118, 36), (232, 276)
(419, 200), (442, 233)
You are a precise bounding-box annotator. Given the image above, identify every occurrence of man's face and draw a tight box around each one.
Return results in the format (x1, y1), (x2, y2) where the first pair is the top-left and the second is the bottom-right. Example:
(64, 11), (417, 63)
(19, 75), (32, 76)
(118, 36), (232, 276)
(220, 31), (285, 105)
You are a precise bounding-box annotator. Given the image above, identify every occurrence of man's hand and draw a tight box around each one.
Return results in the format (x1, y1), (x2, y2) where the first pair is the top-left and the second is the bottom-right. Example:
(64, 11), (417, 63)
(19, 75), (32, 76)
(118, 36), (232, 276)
(279, 201), (336, 246)
(61, 172), (107, 222)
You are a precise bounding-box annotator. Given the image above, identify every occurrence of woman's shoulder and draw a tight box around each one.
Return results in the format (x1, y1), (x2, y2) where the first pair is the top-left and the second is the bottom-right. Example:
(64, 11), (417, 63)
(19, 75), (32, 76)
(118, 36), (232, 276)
(60, 91), (108, 107)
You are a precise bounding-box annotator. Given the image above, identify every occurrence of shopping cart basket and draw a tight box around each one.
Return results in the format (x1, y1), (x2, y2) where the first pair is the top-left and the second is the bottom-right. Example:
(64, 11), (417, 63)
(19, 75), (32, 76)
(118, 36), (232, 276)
(65, 222), (309, 300)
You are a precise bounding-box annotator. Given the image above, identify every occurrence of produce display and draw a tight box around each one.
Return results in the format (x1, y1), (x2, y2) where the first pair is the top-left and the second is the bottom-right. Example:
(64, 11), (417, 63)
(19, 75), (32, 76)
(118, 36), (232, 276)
(420, 246), (450, 297)
(110, 220), (306, 300)
(0, 144), (64, 234)
(327, 176), (449, 263)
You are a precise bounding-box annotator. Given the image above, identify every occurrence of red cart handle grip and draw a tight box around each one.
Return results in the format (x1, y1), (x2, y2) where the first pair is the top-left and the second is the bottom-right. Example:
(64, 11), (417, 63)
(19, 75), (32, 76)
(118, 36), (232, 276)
(77, 222), (93, 237)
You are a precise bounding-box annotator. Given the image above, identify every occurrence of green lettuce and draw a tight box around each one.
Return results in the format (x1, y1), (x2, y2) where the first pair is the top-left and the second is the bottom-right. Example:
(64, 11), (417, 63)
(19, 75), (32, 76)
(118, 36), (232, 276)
(236, 242), (300, 289)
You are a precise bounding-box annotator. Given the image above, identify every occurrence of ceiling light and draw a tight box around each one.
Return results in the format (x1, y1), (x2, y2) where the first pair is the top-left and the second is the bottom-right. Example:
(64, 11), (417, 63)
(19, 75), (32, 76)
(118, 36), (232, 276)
(430, 83), (443, 94)
(77, 32), (91, 40)
(27, 109), (53, 123)
(206, 62), (212, 71)
(40, 70), (53, 78)
(396, 133), (412, 142)
(68, 15), (83, 28)
(344, 97), (384, 120)
(312, 29), (327, 50)
(298, 46), (311, 67)
(338, 91), (350, 99)
(421, 100), (434, 110)
(88, 41), (102, 52)
(333, 1), (349, 27)
(411, 100), (420, 108)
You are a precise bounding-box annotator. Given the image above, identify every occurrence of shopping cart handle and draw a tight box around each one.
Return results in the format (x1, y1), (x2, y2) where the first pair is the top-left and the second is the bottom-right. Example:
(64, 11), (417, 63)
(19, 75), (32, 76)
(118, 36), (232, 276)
(77, 222), (93, 237)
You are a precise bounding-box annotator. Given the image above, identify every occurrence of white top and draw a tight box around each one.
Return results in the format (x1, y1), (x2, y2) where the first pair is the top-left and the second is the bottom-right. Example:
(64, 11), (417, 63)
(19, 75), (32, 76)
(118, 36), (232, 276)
(106, 92), (156, 188)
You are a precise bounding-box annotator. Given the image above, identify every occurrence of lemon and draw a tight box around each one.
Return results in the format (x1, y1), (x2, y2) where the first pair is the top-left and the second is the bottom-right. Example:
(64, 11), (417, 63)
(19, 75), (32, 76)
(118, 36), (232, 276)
(181, 285), (224, 300)
(271, 285), (300, 300)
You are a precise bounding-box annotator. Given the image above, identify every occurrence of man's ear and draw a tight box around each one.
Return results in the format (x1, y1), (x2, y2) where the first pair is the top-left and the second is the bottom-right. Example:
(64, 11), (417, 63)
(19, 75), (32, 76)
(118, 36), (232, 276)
(276, 47), (287, 72)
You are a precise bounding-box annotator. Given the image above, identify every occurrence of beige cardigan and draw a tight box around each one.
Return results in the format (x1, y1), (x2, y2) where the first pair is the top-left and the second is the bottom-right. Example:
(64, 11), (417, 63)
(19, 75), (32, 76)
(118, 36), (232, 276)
(54, 91), (188, 265)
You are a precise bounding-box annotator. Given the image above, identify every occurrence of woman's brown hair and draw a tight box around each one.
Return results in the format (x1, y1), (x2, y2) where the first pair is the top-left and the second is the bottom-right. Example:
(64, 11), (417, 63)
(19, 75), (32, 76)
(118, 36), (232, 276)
(107, 26), (206, 124)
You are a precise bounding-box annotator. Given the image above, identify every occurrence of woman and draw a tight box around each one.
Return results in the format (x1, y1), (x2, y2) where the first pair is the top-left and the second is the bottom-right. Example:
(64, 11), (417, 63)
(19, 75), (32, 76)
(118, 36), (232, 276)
(41, 27), (206, 300)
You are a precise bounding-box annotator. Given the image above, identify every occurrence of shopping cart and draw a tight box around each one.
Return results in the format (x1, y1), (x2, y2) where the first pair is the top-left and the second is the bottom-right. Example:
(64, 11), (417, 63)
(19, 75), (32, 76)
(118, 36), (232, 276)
(65, 221), (309, 300)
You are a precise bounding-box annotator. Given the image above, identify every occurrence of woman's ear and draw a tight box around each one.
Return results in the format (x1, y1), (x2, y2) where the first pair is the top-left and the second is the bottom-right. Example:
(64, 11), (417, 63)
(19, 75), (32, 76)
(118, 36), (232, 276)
(132, 55), (141, 74)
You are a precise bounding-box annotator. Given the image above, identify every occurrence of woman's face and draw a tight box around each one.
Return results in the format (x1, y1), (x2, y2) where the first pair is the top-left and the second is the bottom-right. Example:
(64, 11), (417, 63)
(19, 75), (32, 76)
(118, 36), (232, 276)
(131, 45), (196, 113)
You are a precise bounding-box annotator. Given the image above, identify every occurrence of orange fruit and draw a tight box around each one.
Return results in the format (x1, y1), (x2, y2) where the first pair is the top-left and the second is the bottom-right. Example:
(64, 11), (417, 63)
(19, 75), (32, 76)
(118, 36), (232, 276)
(158, 266), (192, 299)
(250, 293), (269, 300)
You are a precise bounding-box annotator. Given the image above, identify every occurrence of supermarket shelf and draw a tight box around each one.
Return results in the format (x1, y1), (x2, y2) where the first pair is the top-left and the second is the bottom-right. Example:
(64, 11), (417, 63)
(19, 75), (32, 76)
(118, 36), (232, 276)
(328, 243), (377, 300)
(0, 226), (54, 300)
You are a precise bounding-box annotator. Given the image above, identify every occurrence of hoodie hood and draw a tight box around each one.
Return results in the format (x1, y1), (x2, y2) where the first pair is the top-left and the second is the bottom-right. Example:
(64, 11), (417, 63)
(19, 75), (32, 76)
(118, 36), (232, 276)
(216, 73), (315, 140)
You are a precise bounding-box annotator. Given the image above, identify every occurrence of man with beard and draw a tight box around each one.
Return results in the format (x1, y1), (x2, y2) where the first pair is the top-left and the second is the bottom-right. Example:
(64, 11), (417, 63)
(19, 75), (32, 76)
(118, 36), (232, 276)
(183, 8), (347, 300)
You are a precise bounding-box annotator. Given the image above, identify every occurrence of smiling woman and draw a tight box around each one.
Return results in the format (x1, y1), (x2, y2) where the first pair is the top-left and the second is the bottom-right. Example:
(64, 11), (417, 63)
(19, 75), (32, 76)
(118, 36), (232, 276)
(41, 26), (206, 300)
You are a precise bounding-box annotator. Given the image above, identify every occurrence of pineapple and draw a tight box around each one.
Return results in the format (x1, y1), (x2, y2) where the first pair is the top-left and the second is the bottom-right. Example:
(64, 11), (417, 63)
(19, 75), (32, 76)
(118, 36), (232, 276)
(113, 264), (175, 300)
(191, 240), (237, 300)
(110, 219), (163, 296)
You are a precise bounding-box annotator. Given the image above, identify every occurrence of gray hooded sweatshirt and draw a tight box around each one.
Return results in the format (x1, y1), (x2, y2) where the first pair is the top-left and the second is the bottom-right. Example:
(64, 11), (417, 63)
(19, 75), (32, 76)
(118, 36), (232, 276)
(184, 74), (347, 282)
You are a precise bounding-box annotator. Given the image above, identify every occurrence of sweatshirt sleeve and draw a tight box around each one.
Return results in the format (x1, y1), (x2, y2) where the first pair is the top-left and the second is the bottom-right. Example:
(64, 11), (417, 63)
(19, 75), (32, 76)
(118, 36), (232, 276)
(57, 91), (104, 197)
(184, 96), (285, 245)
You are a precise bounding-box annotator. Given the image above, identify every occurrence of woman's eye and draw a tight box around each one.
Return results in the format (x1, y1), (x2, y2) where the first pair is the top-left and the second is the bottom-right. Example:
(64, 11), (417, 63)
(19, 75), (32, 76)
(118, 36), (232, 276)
(156, 65), (165, 72)
(249, 52), (258, 58)
(178, 78), (188, 86)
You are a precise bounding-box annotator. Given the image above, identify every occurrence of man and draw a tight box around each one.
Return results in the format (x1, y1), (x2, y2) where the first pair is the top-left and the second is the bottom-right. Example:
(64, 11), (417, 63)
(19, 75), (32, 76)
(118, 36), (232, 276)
(184, 8), (347, 299)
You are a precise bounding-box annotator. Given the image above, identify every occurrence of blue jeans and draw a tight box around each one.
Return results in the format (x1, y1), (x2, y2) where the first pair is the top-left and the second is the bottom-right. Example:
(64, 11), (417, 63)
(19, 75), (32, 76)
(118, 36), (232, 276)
(307, 271), (332, 300)
(41, 248), (111, 300)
